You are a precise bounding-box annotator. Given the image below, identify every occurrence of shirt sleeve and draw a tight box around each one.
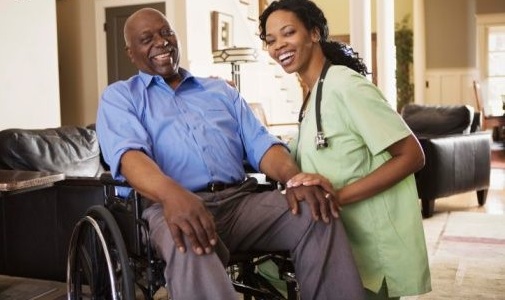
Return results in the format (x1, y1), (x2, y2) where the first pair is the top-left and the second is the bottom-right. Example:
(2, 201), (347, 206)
(234, 94), (286, 171)
(96, 81), (153, 180)
(328, 68), (412, 156)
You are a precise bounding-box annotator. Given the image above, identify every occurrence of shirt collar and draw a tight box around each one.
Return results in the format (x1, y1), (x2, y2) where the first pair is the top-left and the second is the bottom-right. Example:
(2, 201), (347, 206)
(137, 68), (202, 90)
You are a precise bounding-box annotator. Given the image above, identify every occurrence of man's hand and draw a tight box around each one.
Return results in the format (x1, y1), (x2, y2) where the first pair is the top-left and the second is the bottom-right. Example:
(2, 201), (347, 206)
(163, 192), (217, 255)
(120, 150), (218, 255)
(285, 184), (336, 223)
(286, 173), (341, 219)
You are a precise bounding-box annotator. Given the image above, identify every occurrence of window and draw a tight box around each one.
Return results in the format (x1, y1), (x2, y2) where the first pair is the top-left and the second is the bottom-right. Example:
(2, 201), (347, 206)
(487, 26), (505, 114)
(477, 14), (505, 115)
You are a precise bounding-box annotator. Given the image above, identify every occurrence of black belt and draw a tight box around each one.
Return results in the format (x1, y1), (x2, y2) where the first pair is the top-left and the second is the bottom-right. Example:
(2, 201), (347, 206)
(202, 181), (242, 193)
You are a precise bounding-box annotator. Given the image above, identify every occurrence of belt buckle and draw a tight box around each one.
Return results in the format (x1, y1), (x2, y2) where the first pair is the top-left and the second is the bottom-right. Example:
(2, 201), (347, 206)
(207, 182), (224, 192)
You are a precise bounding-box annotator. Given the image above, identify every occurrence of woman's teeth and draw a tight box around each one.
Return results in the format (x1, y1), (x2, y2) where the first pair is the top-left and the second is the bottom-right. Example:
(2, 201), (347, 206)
(279, 52), (294, 62)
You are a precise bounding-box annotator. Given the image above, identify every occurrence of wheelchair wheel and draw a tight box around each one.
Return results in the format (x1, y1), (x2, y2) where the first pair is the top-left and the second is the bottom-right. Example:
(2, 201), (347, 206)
(67, 205), (135, 300)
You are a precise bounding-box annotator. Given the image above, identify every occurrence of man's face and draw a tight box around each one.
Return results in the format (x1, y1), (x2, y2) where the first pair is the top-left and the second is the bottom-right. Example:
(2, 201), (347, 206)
(125, 9), (180, 78)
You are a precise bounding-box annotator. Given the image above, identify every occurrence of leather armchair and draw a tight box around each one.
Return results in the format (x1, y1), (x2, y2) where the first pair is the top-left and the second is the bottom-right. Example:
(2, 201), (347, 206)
(401, 104), (491, 218)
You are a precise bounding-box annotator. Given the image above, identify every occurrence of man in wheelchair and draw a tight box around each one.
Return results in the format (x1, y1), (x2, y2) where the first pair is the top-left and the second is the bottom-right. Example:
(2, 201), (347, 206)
(94, 7), (364, 300)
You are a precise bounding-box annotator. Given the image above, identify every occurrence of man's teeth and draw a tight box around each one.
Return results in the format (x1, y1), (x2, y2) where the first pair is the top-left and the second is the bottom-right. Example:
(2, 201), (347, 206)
(154, 53), (170, 60)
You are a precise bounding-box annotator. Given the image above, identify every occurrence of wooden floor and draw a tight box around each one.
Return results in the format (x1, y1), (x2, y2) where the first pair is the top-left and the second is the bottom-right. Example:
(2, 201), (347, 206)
(1, 167), (504, 300)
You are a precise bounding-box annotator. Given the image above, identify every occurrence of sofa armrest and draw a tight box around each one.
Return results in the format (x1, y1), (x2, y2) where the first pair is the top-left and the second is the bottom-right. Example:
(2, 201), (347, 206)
(415, 131), (491, 200)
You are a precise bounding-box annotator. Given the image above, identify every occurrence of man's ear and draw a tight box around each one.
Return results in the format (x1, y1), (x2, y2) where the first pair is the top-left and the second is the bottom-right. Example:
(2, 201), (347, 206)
(125, 46), (135, 64)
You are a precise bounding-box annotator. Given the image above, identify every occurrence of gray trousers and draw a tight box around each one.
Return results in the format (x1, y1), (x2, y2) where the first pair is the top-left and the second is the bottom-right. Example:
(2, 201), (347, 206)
(142, 179), (364, 300)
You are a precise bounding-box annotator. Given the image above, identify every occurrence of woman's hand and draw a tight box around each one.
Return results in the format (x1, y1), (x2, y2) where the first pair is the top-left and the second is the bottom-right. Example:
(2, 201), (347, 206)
(287, 172), (333, 193)
(286, 173), (341, 218)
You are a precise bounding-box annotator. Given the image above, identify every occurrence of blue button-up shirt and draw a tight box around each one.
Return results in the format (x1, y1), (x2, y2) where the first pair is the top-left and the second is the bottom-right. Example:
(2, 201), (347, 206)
(96, 68), (282, 192)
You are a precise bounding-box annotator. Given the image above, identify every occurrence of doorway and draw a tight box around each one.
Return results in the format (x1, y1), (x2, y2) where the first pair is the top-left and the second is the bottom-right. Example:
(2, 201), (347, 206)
(105, 3), (165, 84)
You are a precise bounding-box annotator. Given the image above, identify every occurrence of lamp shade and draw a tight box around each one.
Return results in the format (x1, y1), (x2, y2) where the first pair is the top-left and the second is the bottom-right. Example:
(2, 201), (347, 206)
(213, 47), (258, 64)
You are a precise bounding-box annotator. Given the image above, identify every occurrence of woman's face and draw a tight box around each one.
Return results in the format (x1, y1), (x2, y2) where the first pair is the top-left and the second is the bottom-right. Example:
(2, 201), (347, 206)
(264, 10), (319, 75)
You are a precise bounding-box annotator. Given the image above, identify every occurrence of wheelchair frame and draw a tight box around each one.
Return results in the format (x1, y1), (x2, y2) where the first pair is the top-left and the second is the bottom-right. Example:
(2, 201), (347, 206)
(66, 173), (299, 299)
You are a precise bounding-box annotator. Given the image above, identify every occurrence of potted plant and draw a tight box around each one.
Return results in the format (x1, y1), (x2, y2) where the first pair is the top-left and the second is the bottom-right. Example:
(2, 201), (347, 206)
(395, 15), (414, 112)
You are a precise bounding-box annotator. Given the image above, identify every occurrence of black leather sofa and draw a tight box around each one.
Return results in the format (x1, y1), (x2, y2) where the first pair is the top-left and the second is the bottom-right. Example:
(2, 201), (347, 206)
(401, 104), (491, 218)
(0, 125), (107, 281)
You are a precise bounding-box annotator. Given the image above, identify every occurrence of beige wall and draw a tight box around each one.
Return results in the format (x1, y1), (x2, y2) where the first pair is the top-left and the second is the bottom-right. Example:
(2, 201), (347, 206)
(57, 0), (97, 126)
(0, 0), (61, 129)
(425, 0), (476, 69)
(477, 0), (505, 14)
(425, 0), (505, 69)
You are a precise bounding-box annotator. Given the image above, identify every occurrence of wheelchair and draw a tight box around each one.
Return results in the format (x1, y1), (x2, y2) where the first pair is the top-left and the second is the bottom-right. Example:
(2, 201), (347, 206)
(66, 172), (299, 299)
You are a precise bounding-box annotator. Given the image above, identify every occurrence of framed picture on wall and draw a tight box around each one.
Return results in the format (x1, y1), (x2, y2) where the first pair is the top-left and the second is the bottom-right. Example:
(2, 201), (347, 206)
(211, 11), (234, 51)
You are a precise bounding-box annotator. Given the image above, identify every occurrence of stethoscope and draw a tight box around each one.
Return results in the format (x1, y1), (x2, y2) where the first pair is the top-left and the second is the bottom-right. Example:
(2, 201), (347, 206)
(298, 60), (332, 150)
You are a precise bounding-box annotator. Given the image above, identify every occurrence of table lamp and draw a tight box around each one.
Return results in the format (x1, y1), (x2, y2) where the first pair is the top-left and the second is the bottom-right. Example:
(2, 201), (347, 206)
(212, 47), (258, 92)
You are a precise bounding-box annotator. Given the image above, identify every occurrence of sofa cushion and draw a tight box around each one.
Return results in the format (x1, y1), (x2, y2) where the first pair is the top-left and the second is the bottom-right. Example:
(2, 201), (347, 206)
(0, 126), (104, 177)
(401, 104), (474, 136)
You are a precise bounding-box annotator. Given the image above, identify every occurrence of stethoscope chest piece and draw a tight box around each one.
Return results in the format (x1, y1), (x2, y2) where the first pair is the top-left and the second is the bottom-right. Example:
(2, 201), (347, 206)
(315, 131), (328, 149)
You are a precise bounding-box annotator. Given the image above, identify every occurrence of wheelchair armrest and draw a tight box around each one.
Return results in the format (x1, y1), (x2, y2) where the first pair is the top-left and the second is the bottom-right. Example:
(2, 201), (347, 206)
(99, 172), (131, 187)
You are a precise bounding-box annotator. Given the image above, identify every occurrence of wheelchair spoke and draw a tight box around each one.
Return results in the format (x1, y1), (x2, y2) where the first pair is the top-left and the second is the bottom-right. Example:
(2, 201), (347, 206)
(67, 205), (135, 300)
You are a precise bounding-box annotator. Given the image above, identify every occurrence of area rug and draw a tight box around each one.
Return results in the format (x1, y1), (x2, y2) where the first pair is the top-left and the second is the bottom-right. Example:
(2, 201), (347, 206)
(403, 212), (505, 299)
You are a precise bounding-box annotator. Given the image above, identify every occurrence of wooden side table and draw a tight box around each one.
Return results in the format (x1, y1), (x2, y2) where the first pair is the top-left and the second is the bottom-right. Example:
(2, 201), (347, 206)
(0, 170), (106, 281)
(0, 170), (65, 279)
(0, 170), (65, 194)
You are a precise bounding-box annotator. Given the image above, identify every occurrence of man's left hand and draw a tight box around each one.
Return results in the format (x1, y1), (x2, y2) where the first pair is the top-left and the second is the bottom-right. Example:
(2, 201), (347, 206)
(285, 185), (333, 223)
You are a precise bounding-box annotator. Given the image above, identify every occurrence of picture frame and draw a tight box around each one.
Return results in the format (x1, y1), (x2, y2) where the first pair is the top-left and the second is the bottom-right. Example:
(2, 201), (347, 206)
(211, 11), (234, 51)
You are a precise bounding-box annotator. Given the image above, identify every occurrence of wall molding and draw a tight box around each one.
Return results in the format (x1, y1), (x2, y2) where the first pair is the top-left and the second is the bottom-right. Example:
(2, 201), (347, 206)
(424, 68), (479, 107)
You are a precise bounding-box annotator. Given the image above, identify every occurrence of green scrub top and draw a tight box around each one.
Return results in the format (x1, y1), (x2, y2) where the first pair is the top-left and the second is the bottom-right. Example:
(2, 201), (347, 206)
(290, 65), (431, 297)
